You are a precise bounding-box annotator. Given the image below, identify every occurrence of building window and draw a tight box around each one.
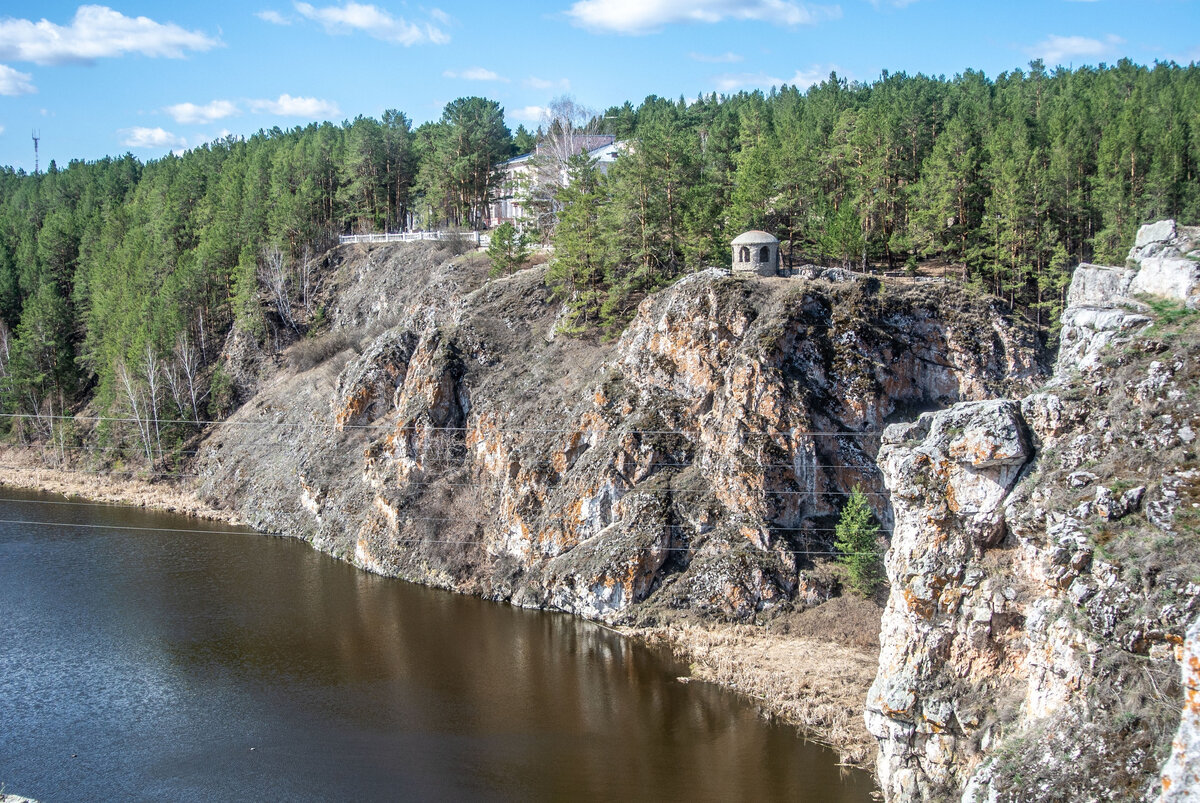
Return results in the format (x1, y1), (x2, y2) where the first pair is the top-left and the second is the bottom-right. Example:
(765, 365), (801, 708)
(739, 246), (750, 262)
(759, 245), (770, 262)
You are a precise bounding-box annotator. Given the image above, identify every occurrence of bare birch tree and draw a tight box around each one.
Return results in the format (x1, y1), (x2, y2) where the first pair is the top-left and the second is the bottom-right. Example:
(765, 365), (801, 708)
(142, 344), (165, 466)
(118, 360), (154, 466)
(163, 359), (188, 421)
(174, 332), (204, 421)
(297, 246), (316, 317)
(0, 320), (11, 383)
(259, 244), (296, 331)
(538, 96), (599, 170)
(524, 96), (600, 237)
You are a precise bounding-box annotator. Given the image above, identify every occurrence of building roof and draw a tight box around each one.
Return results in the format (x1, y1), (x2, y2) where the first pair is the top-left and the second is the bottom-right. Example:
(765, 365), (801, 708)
(586, 141), (621, 163)
(501, 152), (535, 166)
(731, 230), (779, 245)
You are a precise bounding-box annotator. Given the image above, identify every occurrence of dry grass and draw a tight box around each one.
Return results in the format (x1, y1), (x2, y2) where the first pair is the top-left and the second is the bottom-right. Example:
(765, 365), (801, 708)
(627, 621), (881, 767)
(525, 249), (552, 268)
(285, 329), (356, 371)
(0, 445), (239, 523)
(768, 593), (885, 650)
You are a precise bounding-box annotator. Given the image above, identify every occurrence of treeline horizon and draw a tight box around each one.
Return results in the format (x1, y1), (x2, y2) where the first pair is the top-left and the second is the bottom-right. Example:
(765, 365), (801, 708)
(0, 58), (1196, 461)
(543, 58), (1198, 331)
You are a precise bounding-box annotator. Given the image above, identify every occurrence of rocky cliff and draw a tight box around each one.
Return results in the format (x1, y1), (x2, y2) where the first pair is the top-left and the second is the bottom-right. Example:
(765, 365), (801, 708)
(866, 220), (1200, 801)
(195, 243), (1043, 631)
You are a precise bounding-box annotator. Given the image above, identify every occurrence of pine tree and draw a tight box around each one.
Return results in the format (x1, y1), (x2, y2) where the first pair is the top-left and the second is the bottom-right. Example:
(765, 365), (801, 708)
(729, 99), (776, 232)
(835, 486), (884, 596)
(486, 222), (529, 277)
(818, 197), (865, 269)
(547, 153), (608, 330)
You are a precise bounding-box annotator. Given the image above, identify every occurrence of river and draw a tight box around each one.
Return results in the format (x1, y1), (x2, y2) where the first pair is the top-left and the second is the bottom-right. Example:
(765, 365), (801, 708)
(0, 488), (877, 801)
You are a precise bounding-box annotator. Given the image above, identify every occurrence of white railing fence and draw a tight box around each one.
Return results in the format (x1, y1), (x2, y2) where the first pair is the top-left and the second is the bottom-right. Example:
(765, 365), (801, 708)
(338, 231), (491, 248)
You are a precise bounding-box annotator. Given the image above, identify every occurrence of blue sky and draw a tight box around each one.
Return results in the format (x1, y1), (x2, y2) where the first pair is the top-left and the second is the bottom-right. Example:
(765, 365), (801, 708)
(0, 0), (1197, 171)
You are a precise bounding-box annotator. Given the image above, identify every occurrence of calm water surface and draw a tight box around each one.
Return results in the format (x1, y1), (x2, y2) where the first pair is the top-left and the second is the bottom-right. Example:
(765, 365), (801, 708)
(0, 488), (877, 802)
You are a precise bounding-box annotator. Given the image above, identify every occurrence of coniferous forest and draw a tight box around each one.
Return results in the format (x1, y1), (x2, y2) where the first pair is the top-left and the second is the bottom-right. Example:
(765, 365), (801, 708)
(0, 60), (1197, 448)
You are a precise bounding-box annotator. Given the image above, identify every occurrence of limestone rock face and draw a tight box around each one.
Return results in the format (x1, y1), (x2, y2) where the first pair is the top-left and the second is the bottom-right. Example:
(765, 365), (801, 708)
(333, 329), (418, 428)
(1055, 264), (1146, 376)
(1056, 221), (1200, 376)
(867, 401), (1033, 800)
(1129, 219), (1200, 308)
(1161, 613), (1200, 801)
(868, 221), (1200, 802)
(197, 247), (1044, 627)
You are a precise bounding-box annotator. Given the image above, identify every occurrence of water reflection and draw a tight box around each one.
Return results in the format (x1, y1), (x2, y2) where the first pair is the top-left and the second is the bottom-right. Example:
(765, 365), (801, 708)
(0, 488), (876, 801)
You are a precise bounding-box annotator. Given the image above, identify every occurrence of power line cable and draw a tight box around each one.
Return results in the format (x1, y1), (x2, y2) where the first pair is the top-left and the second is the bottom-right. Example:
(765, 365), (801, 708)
(0, 464), (892, 497)
(0, 492), (879, 535)
(0, 515), (883, 556)
(0, 411), (888, 437)
(1, 451), (885, 471)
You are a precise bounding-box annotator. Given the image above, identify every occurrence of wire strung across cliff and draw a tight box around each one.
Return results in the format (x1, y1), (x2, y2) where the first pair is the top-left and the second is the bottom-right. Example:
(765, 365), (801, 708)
(0, 492), (886, 529)
(0, 462), (893, 497)
(0, 411), (889, 437)
(0, 514), (885, 557)
(0, 409), (898, 549)
(0, 452), (894, 473)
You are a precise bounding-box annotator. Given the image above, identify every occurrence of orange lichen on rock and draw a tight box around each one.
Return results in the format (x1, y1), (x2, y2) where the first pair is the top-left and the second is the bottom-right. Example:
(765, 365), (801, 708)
(335, 385), (376, 429)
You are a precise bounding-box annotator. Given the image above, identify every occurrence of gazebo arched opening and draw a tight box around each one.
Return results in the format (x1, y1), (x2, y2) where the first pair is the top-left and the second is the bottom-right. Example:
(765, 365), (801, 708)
(731, 230), (779, 276)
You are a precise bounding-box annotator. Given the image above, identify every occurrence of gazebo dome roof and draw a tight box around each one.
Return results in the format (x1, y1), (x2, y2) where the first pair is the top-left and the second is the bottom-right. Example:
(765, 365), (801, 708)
(731, 230), (779, 245)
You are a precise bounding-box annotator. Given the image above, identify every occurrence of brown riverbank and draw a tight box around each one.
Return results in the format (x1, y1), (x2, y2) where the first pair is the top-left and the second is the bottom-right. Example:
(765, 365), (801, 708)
(0, 446), (238, 524)
(628, 600), (881, 768)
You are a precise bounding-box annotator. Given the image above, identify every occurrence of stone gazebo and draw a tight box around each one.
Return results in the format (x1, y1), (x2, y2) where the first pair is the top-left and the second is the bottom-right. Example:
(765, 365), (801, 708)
(731, 230), (779, 276)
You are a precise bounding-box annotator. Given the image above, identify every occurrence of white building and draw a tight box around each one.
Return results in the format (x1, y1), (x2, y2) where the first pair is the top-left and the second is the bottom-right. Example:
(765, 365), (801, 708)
(491, 152), (536, 227)
(489, 135), (624, 228)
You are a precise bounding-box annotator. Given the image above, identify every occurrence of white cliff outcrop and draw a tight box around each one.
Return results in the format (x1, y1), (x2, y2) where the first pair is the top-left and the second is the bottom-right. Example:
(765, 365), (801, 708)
(1055, 220), (1199, 376)
(868, 221), (1200, 801)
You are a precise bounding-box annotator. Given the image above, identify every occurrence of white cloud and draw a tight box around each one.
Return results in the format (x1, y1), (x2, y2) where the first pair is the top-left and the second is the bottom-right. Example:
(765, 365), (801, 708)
(0, 64), (36, 95)
(294, 2), (449, 45)
(1030, 33), (1123, 64)
(119, 126), (186, 149)
(0, 125), (5, 135)
(712, 64), (836, 92)
(250, 93), (340, 118)
(788, 65), (835, 89)
(525, 75), (571, 90)
(713, 71), (784, 91)
(187, 128), (234, 149)
(256, 10), (292, 24)
(690, 51), (743, 63)
(164, 99), (239, 124)
(443, 67), (508, 82)
(867, 0), (919, 7)
(0, 5), (218, 66)
(512, 105), (548, 122)
(566, 0), (841, 34)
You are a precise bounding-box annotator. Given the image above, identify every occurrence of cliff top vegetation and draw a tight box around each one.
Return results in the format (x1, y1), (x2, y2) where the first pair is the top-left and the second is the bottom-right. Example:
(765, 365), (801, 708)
(0, 60), (1196, 462)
